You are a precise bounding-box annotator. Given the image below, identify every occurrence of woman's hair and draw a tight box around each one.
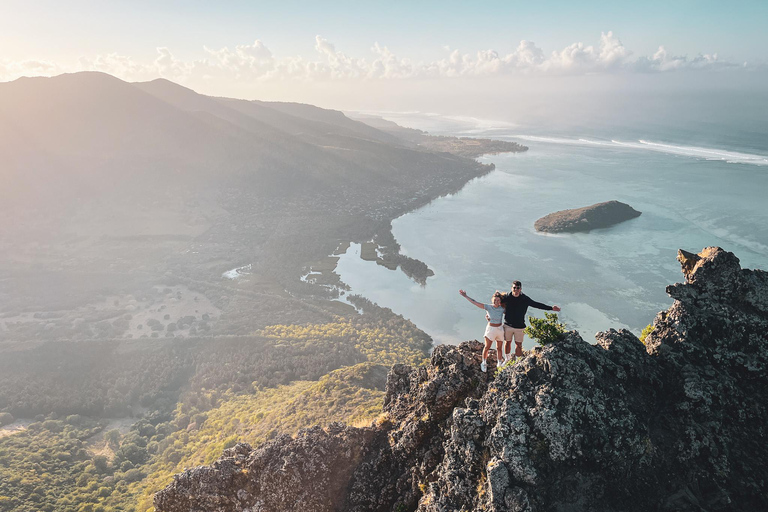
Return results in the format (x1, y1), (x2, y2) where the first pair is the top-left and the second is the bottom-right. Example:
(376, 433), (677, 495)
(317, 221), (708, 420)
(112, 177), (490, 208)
(492, 291), (503, 301)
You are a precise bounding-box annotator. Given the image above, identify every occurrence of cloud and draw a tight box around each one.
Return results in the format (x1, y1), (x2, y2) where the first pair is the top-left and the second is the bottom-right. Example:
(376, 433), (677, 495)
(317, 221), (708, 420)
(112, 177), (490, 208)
(369, 43), (416, 79)
(634, 46), (738, 72)
(505, 40), (546, 69)
(154, 47), (192, 79)
(72, 48), (192, 82)
(542, 32), (631, 72)
(0, 32), (750, 85)
(0, 59), (63, 81)
(79, 52), (152, 79)
(598, 31), (632, 68)
(202, 39), (276, 79)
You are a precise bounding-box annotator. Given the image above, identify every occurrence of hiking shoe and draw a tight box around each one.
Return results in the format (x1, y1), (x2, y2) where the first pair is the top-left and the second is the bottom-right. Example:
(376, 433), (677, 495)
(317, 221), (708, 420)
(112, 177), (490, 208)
(480, 361), (487, 372)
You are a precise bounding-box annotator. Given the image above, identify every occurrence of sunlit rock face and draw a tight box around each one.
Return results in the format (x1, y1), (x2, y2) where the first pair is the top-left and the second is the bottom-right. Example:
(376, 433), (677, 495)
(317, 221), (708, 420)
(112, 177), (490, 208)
(155, 247), (768, 512)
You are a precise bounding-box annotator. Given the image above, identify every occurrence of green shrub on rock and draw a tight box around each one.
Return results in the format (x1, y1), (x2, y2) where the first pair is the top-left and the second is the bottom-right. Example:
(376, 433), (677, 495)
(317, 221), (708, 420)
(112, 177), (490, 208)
(525, 312), (566, 346)
(639, 324), (654, 345)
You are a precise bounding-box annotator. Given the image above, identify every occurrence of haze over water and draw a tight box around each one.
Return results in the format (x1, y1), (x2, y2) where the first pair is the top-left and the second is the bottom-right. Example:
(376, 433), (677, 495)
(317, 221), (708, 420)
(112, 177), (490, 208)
(337, 95), (768, 347)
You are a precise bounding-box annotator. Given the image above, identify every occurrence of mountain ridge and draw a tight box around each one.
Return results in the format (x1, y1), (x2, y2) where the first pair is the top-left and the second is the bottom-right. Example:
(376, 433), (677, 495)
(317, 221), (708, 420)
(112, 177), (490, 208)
(0, 71), (490, 211)
(154, 246), (768, 512)
(0, 72), (529, 511)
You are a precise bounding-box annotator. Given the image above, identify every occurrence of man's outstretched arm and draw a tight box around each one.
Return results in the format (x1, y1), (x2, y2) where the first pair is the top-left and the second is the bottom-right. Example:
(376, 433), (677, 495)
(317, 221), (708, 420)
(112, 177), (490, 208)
(527, 296), (561, 312)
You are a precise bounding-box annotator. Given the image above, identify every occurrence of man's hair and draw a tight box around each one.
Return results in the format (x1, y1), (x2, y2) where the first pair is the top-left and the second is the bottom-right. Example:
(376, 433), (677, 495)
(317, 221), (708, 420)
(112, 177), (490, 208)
(512, 280), (522, 288)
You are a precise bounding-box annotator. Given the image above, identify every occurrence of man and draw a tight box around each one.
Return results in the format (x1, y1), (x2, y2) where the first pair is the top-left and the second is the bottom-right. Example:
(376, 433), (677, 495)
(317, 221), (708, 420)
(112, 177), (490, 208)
(500, 280), (561, 361)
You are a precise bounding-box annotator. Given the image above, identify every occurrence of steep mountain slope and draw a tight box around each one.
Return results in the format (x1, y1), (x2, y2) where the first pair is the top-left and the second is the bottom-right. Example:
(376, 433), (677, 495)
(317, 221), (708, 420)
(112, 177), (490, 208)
(133, 79), (304, 142)
(0, 72), (487, 214)
(134, 79), (457, 188)
(0, 72), (318, 209)
(134, 78), (399, 146)
(155, 247), (768, 512)
(0, 71), (496, 335)
(253, 100), (402, 145)
(0, 72), (516, 512)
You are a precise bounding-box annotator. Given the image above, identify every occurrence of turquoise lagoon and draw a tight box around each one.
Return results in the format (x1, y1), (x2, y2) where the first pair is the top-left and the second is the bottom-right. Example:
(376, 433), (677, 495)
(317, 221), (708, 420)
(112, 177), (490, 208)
(335, 115), (768, 347)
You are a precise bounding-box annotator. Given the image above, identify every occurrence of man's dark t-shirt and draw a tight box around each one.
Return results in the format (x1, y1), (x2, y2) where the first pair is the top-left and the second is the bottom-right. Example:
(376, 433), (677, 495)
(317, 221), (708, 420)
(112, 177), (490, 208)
(501, 293), (553, 328)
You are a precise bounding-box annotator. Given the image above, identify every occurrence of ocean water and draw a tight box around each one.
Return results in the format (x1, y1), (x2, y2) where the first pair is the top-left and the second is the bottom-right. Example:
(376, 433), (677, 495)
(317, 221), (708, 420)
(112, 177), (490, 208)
(335, 109), (768, 347)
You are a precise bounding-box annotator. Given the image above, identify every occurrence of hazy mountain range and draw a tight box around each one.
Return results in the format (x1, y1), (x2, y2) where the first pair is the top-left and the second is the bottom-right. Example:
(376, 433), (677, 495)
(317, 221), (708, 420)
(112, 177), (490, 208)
(0, 72), (476, 215)
(0, 72), (508, 511)
(0, 71), (504, 332)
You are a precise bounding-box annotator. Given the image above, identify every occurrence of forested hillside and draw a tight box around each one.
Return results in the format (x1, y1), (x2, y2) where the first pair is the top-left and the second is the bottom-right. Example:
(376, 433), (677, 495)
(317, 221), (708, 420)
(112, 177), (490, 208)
(0, 72), (522, 512)
(0, 298), (429, 512)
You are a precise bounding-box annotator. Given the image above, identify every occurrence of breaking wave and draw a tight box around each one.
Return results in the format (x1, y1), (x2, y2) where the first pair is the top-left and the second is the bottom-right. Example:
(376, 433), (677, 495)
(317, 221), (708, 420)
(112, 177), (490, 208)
(513, 135), (768, 166)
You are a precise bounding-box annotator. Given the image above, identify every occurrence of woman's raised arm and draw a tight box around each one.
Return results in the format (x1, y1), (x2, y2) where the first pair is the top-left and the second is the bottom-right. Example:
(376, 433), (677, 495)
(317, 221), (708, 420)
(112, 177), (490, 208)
(459, 289), (485, 309)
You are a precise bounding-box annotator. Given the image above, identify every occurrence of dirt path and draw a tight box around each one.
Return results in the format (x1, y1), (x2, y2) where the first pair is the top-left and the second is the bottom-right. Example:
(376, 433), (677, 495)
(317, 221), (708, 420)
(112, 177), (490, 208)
(0, 420), (33, 440)
(84, 417), (138, 459)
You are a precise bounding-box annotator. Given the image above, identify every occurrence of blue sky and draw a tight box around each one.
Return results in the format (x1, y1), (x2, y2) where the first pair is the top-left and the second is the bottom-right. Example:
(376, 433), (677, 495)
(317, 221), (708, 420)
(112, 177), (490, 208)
(3, 0), (766, 61)
(1, 1), (766, 107)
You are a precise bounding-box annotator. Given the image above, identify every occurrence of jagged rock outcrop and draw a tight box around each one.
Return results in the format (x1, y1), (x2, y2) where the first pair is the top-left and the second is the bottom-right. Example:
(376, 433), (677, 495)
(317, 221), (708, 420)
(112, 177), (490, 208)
(155, 341), (496, 512)
(534, 200), (641, 233)
(155, 247), (768, 512)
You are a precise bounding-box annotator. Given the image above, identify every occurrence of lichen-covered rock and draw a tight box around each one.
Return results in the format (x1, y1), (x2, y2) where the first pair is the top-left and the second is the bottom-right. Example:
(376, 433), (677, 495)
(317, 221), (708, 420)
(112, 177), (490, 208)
(155, 247), (768, 512)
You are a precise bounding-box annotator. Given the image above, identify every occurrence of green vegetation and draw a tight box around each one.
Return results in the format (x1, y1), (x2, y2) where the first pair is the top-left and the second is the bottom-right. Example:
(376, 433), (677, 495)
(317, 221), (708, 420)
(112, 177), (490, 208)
(0, 416), (146, 512)
(257, 319), (429, 367)
(0, 74), (511, 512)
(0, 306), (429, 511)
(525, 312), (567, 346)
(0, 362), (388, 512)
(0, 303), (428, 417)
(135, 363), (386, 510)
(639, 324), (654, 345)
(0, 264), (434, 512)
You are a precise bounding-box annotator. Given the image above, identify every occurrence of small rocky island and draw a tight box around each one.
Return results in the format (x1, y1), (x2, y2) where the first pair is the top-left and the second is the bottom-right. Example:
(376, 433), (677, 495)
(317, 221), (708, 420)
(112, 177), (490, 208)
(534, 200), (641, 233)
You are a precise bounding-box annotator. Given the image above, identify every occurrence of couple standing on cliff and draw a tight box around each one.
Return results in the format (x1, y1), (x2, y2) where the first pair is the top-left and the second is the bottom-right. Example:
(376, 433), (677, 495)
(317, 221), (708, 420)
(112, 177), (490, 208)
(459, 282), (560, 372)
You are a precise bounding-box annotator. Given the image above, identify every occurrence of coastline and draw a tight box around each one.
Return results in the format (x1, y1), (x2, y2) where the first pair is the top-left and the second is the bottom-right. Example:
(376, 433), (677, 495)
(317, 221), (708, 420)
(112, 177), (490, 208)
(300, 143), (528, 294)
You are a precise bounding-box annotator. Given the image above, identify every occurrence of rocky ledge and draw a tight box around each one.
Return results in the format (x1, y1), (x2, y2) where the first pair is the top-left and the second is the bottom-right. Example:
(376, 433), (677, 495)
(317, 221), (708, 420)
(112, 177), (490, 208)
(534, 200), (641, 233)
(155, 247), (768, 512)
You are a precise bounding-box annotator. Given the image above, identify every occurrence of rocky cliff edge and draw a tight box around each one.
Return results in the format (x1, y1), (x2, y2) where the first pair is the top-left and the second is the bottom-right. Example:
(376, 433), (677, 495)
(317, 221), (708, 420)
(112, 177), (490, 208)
(154, 247), (768, 512)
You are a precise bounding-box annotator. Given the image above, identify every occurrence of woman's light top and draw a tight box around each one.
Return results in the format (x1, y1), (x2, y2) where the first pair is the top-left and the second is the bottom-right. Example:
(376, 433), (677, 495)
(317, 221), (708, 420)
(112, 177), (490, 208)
(484, 304), (505, 324)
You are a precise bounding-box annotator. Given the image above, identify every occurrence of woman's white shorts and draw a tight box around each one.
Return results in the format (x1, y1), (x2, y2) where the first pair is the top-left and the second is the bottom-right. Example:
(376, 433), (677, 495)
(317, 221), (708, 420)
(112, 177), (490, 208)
(484, 324), (505, 342)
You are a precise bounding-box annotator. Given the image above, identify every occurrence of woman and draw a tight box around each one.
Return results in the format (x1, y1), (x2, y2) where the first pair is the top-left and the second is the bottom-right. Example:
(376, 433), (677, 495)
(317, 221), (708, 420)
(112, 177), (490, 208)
(459, 289), (505, 372)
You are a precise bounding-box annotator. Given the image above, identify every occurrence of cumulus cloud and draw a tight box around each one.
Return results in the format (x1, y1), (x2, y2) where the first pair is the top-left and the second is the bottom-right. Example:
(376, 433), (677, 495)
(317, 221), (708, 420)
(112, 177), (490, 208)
(0, 32), (748, 85)
(542, 32), (631, 72)
(154, 47), (192, 79)
(369, 43), (416, 79)
(202, 39), (276, 79)
(79, 52), (152, 79)
(505, 40), (546, 69)
(73, 48), (192, 82)
(0, 59), (63, 81)
(599, 31), (632, 68)
(634, 46), (738, 72)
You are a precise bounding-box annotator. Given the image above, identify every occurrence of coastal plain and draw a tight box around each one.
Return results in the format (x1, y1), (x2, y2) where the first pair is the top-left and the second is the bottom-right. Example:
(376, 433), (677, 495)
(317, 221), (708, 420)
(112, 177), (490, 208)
(0, 72), (526, 512)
